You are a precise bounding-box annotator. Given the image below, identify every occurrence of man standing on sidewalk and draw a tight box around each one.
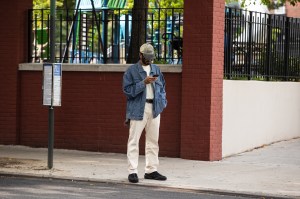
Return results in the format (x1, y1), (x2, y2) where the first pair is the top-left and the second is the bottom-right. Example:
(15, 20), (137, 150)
(123, 43), (167, 183)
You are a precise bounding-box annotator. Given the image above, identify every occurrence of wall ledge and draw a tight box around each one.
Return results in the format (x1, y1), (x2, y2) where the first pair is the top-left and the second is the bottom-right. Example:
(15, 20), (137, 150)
(19, 63), (182, 73)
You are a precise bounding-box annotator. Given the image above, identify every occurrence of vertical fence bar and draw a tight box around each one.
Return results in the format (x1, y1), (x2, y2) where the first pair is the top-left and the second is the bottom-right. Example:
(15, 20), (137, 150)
(150, 11), (154, 44)
(252, 12), (256, 78)
(110, 12), (114, 62)
(265, 14), (272, 81)
(243, 10), (247, 78)
(290, 18), (294, 77)
(65, 9), (69, 63)
(157, 8), (161, 61)
(85, 13), (88, 63)
(46, 12), (50, 61)
(246, 11), (253, 80)
(117, 9), (121, 62)
(280, 16), (285, 78)
(71, 11), (76, 63)
(113, 11), (120, 63)
(263, 12), (268, 76)
(125, 14), (129, 61)
(179, 11), (182, 63)
(78, 11), (82, 63)
(28, 9), (33, 63)
(274, 15), (279, 79)
(164, 10), (167, 62)
(34, 14), (38, 62)
(91, 11), (95, 63)
(295, 18), (300, 77)
(41, 9), (44, 61)
(284, 17), (290, 81)
(59, 13), (63, 62)
(226, 8), (233, 79)
(171, 8), (175, 63)
(102, 7), (108, 63)
(98, 12), (101, 62)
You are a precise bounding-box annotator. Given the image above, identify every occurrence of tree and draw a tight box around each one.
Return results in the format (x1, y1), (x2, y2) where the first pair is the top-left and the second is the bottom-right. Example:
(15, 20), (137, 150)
(126, 0), (149, 63)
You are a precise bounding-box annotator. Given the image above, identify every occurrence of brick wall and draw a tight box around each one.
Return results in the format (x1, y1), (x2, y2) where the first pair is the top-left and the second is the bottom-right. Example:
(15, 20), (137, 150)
(0, 1), (32, 144)
(19, 70), (181, 157)
(180, 0), (224, 160)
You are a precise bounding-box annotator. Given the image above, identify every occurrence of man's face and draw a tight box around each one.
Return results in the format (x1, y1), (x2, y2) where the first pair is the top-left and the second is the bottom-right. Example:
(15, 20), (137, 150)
(140, 53), (153, 65)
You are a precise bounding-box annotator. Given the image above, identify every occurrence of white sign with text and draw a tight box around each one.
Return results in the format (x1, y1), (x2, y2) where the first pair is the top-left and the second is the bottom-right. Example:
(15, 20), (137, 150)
(43, 63), (62, 106)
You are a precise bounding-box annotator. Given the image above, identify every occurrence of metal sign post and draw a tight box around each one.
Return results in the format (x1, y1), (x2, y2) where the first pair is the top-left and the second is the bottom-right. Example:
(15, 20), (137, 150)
(43, 63), (62, 169)
(44, 0), (57, 169)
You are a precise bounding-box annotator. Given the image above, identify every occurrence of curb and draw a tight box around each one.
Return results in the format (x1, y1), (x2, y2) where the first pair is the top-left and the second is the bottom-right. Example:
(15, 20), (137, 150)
(0, 172), (292, 199)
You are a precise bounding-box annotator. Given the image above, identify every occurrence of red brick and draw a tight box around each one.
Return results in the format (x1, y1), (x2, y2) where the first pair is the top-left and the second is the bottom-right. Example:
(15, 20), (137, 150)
(181, 0), (224, 160)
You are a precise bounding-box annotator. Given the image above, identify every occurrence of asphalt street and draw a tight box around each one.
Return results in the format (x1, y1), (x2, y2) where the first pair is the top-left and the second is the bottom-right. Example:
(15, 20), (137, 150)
(0, 175), (266, 199)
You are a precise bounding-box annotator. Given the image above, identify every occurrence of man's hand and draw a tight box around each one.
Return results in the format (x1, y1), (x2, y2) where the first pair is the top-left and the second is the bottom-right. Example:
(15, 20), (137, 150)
(144, 76), (157, 84)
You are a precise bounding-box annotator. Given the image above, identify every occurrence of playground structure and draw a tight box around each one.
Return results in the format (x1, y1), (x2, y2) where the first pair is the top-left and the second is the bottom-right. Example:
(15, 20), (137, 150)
(30, 0), (183, 64)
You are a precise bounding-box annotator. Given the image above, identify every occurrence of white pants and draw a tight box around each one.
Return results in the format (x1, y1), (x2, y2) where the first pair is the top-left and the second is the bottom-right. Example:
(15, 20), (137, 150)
(127, 103), (160, 174)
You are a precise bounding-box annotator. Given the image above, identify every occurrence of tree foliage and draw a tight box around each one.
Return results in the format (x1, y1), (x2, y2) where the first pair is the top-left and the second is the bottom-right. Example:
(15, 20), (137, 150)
(124, 0), (183, 8)
(33, 0), (76, 28)
(33, 0), (63, 9)
(226, 0), (300, 7)
(261, 0), (300, 6)
(34, 0), (299, 9)
(33, 0), (79, 9)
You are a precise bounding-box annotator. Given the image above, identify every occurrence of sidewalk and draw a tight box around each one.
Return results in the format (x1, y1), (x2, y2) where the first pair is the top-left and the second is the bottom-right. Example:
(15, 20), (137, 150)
(1, 138), (300, 198)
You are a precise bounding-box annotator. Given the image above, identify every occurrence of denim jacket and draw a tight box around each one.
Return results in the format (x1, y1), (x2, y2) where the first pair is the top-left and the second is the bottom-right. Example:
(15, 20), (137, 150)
(123, 61), (167, 122)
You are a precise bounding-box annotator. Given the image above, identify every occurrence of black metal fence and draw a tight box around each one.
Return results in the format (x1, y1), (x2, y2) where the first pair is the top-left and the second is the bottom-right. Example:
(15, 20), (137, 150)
(28, 8), (183, 64)
(225, 7), (300, 81)
(28, 7), (300, 81)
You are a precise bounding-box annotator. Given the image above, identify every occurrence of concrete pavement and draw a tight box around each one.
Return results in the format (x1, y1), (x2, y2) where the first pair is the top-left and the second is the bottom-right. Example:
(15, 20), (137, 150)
(0, 138), (300, 198)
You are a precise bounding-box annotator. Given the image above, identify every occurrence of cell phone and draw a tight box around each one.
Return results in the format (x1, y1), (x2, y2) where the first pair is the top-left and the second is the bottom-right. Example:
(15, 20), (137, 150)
(153, 74), (159, 77)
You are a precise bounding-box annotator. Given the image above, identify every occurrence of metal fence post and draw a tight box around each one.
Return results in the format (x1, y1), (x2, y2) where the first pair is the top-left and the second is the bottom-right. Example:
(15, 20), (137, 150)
(247, 11), (253, 80)
(225, 8), (233, 79)
(102, 0), (108, 63)
(284, 17), (290, 81)
(28, 9), (33, 63)
(113, 14), (120, 63)
(265, 14), (272, 81)
(125, 14), (129, 61)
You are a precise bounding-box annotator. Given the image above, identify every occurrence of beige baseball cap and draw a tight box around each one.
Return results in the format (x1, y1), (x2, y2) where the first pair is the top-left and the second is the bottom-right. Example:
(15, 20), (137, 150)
(140, 43), (155, 60)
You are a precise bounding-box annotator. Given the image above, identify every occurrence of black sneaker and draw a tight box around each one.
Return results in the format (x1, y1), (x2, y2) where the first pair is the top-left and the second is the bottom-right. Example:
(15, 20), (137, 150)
(144, 171), (167, 181)
(128, 173), (139, 183)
